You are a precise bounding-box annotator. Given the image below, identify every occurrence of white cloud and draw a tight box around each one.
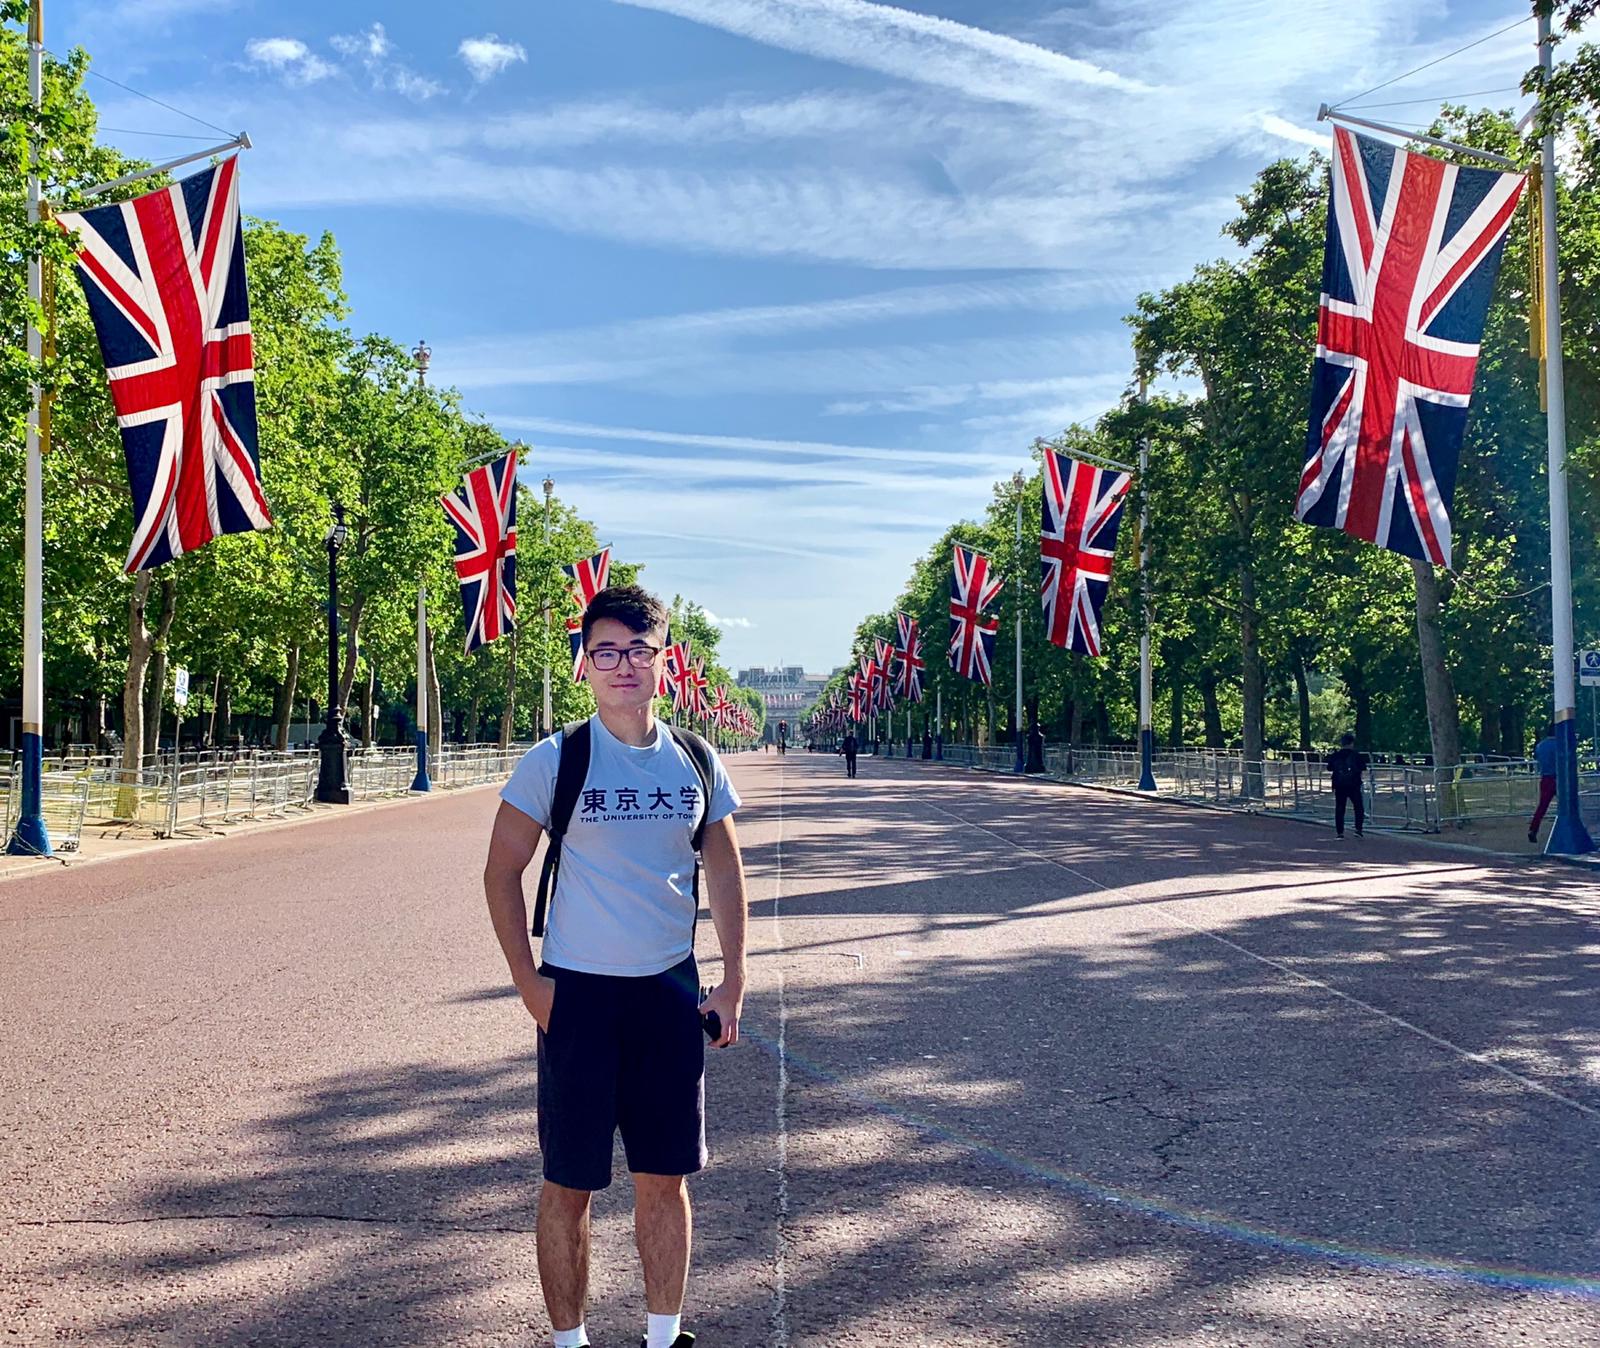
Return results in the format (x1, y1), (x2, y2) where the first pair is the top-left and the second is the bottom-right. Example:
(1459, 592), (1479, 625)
(459, 33), (528, 83)
(1258, 112), (1330, 150)
(245, 37), (335, 85)
(611, 0), (1147, 106)
(332, 22), (446, 101)
(331, 23), (393, 62)
(703, 610), (756, 629)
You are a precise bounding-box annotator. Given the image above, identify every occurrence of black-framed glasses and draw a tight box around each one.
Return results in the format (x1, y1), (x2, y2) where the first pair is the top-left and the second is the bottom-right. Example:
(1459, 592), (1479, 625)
(586, 645), (663, 671)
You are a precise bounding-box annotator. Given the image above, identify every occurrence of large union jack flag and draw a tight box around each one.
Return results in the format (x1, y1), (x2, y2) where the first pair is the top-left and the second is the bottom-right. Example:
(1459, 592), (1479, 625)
(894, 612), (925, 702)
(440, 451), (518, 653)
(949, 544), (1002, 685)
(1295, 127), (1525, 568)
(56, 157), (271, 572)
(562, 547), (611, 682)
(1041, 450), (1130, 657)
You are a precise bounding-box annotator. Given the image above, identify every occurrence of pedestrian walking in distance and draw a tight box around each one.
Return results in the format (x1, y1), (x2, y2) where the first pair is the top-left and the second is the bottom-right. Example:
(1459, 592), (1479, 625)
(1529, 723), (1559, 844)
(841, 729), (859, 778)
(1326, 732), (1368, 839)
(484, 584), (748, 1348)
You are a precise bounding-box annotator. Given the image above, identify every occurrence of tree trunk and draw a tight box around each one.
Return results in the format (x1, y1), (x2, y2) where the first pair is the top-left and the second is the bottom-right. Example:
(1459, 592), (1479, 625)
(426, 627), (443, 760)
(219, 681), (233, 746)
(1070, 700), (1085, 747)
(274, 644), (300, 752)
(1345, 663), (1374, 750)
(138, 578), (177, 760)
(88, 633), (106, 752)
(1292, 650), (1312, 752)
(362, 664), (375, 748)
(1411, 558), (1461, 770)
(1238, 560), (1264, 794)
(500, 631), (518, 750)
(337, 591), (367, 711)
(1499, 702), (1524, 758)
(1476, 697), (1499, 755)
(119, 574), (155, 800)
(984, 686), (995, 748)
(1168, 674), (1185, 748)
(205, 671), (221, 746)
(1200, 668), (1223, 747)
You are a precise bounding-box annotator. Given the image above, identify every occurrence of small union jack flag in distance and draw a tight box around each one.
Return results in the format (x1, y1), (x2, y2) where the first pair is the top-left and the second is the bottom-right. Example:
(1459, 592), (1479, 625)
(1295, 126), (1525, 568)
(894, 612), (924, 701)
(56, 157), (271, 572)
(1040, 449), (1130, 657)
(949, 544), (1002, 685)
(440, 451), (519, 653)
(562, 547), (611, 682)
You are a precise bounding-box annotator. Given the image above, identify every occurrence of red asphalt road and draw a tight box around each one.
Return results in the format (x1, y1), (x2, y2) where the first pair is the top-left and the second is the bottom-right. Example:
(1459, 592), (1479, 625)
(3, 751), (1600, 1347)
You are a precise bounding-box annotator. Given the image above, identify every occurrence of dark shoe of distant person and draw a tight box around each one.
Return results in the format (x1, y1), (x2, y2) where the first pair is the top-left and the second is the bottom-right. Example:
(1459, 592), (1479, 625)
(640, 1334), (695, 1348)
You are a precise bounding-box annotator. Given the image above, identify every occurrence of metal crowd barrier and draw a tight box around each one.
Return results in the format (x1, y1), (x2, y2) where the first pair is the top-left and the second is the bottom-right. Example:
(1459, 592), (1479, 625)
(930, 744), (1600, 836)
(3, 767), (92, 852)
(2, 741), (527, 844)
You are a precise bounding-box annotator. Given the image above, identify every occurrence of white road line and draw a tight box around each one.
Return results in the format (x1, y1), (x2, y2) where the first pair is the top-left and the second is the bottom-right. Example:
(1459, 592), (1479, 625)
(771, 756), (790, 1348)
(922, 794), (1600, 1124)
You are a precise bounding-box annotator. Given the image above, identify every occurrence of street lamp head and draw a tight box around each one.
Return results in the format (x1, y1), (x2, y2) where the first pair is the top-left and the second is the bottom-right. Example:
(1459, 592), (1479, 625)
(324, 502), (348, 549)
(412, 339), (431, 382)
(1012, 469), (1026, 490)
(542, 475), (555, 498)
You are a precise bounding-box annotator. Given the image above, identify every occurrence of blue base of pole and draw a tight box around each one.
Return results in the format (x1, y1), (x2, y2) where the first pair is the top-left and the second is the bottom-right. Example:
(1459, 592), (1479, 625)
(410, 730), (431, 793)
(1137, 728), (1157, 792)
(934, 735), (943, 761)
(6, 731), (53, 856)
(1545, 720), (1595, 855)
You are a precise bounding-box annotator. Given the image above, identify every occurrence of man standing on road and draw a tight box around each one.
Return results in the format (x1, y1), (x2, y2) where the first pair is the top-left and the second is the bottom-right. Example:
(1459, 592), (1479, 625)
(841, 728), (859, 778)
(1529, 723), (1559, 845)
(1326, 732), (1368, 839)
(483, 584), (748, 1348)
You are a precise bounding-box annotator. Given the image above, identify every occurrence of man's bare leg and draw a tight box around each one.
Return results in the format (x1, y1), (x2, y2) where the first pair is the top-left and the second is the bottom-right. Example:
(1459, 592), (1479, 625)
(538, 1180), (593, 1332)
(632, 1172), (691, 1315)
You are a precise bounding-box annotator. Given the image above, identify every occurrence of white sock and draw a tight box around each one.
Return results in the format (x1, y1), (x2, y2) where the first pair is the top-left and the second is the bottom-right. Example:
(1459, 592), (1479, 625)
(646, 1311), (682, 1348)
(552, 1325), (589, 1348)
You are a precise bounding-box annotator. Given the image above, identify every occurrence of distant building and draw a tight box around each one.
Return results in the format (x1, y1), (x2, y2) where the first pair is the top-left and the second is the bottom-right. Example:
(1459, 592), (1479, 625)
(736, 665), (830, 739)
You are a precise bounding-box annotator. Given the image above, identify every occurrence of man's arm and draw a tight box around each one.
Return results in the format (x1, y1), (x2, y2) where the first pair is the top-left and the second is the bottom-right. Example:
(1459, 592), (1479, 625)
(484, 800), (556, 1029)
(698, 813), (748, 1048)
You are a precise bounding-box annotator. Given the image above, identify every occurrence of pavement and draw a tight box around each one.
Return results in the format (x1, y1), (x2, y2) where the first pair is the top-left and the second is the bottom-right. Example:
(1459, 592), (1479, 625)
(3, 749), (1600, 1346)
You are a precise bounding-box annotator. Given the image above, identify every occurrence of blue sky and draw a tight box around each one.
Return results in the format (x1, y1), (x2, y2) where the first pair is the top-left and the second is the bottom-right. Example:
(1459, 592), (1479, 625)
(53, 0), (1538, 673)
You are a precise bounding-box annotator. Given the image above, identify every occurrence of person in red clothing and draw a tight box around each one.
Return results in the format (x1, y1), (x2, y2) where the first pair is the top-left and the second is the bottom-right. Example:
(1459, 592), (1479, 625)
(1529, 724), (1559, 844)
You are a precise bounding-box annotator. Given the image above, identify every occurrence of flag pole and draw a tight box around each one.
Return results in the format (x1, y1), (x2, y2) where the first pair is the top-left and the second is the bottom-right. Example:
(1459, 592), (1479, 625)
(1535, 11), (1595, 856)
(934, 684), (943, 759)
(78, 133), (251, 201)
(410, 581), (431, 791)
(1316, 105), (1516, 168)
(1137, 369), (1157, 792)
(1013, 469), (1026, 773)
(9, 0), (51, 856)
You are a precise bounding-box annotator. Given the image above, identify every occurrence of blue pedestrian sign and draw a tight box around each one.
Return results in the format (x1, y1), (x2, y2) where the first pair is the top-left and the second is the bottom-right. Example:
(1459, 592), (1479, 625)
(1581, 650), (1600, 689)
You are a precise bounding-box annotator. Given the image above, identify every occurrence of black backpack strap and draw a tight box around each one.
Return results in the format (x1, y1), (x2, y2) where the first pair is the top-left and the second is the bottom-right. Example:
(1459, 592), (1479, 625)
(667, 724), (717, 905)
(531, 720), (592, 939)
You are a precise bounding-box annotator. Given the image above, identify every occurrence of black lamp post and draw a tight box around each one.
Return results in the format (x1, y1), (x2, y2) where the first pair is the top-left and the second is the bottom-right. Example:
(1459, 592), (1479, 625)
(316, 502), (351, 804)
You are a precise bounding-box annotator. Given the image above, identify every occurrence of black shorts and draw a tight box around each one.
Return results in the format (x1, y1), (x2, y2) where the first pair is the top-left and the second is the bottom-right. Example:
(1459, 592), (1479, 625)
(536, 953), (707, 1191)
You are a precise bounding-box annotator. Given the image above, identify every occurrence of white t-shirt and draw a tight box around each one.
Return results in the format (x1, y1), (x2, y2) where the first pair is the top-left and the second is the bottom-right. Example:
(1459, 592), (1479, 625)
(500, 715), (741, 976)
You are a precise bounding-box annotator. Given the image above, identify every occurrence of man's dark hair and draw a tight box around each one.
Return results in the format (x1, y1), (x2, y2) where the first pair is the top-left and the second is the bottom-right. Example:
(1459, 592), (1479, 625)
(1339, 732), (1355, 747)
(581, 584), (669, 644)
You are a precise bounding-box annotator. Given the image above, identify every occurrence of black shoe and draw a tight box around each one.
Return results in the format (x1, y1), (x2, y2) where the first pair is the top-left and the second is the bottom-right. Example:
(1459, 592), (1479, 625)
(1355, 829), (1364, 837)
(640, 1335), (694, 1348)
(1528, 829), (1538, 844)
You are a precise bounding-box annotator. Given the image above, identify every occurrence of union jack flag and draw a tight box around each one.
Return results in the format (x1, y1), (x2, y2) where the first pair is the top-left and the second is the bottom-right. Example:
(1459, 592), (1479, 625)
(440, 451), (518, 653)
(1040, 450), (1130, 657)
(710, 685), (733, 728)
(874, 638), (895, 710)
(894, 612), (924, 701)
(1295, 126), (1526, 568)
(949, 544), (1002, 685)
(664, 638), (694, 712)
(56, 157), (272, 572)
(562, 547), (611, 682)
